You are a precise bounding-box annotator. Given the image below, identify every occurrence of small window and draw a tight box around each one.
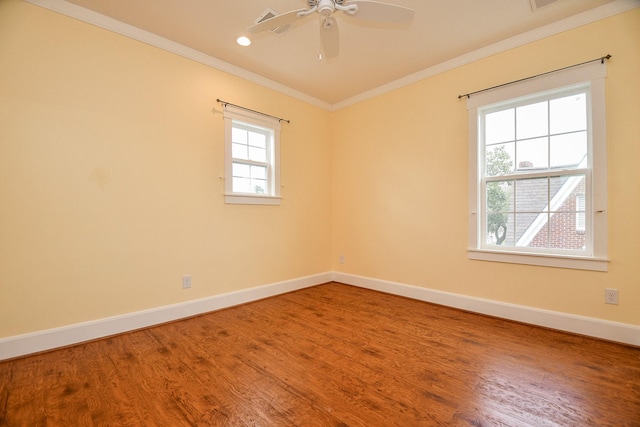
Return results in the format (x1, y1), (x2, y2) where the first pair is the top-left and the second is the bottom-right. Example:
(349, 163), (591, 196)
(223, 105), (281, 205)
(467, 61), (608, 271)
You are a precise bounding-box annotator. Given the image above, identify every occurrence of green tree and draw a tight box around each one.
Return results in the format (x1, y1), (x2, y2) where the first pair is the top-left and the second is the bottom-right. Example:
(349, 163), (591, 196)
(486, 146), (512, 245)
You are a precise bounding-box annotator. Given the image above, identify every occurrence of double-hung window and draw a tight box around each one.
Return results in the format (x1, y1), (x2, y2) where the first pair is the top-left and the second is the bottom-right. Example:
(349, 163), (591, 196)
(467, 61), (608, 271)
(223, 105), (281, 205)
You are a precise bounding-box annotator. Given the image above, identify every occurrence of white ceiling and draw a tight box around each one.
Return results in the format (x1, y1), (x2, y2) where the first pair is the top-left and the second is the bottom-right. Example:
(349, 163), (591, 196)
(33, 0), (636, 107)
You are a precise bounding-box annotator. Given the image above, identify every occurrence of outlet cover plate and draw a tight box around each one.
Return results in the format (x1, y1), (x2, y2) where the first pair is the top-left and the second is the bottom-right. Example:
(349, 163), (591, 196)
(182, 275), (192, 289)
(605, 288), (618, 305)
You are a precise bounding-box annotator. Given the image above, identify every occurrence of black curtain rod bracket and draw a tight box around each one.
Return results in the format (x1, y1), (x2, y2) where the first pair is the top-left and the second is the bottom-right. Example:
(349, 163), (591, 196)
(457, 54), (611, 100)
(216, 99), (290, 124)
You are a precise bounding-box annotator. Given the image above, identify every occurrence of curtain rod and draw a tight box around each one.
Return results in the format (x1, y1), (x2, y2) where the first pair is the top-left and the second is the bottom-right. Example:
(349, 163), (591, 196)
(216, 99), (290, 124)
(457, 54), (611, 100)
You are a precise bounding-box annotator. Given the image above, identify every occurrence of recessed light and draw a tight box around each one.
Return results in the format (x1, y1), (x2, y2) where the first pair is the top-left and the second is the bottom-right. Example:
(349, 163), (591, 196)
(236, 36), (251, 47)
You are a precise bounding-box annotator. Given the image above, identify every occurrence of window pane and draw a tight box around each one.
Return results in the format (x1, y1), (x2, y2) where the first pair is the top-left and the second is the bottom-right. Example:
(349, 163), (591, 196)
(550, 92), (586, 135)
(485, 143), (514, 177)
(486, 180), (513, 246)
(486, 180), (513, 214)
(232, 127), (247, 144)
(232, 143), (248, 160)
(485, 108), (515, 145)
(515, 178), (548, 214)
(249, 146), (267, 162)
(251, 165), (266, 180)
(515, 212), (547, 248)
(516, 137), (548, 171)
(251, 178), (267, 194)
(516, 216), (549, 248)
(549, 175), (585, 213)
(548, 212), (586, 251)
(549, 175), (568, 205)
(516, 101), (548, 140)
(248, 131), (267, 149)
(486, 212), (514, 246)
(233, 164), (268, 195)
(550, 131), (587, 168)
(232, 177), (251, 193)
(548, 175), (586, 250)
(232, 162), (250, 178)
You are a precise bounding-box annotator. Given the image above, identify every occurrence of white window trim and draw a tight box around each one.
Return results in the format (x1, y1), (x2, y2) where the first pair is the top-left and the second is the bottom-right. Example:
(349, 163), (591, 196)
(223, 105), (281, 205)
(467, 61), (608, 271)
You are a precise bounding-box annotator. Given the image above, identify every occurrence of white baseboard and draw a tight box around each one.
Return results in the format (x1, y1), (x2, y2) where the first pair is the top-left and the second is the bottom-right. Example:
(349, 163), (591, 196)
(332, 272), (640, 347)
(0, 272), (332, 361)
(2, 271), (637, 360)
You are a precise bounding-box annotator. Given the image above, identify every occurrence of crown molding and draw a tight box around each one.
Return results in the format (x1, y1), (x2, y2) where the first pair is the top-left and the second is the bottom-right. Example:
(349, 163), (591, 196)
(24, 0), (639, 112)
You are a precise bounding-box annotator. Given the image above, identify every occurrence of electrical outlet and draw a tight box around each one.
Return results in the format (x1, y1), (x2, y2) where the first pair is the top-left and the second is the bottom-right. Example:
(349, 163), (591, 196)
(182, 275), (192, 289)
(339, 254), (345, 264)
(605, 288), (618, 305)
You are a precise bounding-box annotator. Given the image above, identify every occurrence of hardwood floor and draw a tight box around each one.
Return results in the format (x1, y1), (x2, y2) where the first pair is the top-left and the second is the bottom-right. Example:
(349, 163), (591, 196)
(1, 282), (639, 426)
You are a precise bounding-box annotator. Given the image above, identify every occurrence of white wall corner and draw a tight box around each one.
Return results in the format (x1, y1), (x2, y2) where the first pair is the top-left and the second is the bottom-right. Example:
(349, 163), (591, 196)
(0, 272), (332, 361)
(332, 272), (640, 347)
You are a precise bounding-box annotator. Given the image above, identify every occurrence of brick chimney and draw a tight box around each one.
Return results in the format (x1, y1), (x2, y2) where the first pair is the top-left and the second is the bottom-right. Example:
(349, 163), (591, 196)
(518, 161), (533, 169)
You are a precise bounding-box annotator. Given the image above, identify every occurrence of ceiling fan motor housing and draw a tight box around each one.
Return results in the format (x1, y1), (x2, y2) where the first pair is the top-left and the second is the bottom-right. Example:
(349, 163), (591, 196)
(318, 0), (336, 16)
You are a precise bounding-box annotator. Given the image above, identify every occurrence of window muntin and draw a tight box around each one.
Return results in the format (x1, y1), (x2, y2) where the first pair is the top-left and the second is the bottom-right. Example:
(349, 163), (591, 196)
(223, 106), (281, 205)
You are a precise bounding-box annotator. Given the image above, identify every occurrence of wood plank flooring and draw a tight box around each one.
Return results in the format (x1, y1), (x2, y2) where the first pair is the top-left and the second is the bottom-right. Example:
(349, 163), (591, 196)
(1, 282), (639, 426)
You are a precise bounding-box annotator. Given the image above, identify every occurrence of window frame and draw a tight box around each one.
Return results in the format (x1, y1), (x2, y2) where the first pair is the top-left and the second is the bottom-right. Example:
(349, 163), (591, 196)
(467, 61), (608, 271)
(223, 105), (281, 205)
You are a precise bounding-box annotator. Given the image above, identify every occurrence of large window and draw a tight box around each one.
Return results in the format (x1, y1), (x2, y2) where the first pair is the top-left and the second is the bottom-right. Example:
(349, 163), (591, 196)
(467, 62), (608, 271)
(223, 105), (281, 205)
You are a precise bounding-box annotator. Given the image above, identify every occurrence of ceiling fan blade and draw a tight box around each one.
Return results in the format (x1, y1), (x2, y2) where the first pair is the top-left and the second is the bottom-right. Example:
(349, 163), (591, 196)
(321, 17), (339, 59)
(246, 9), (308, 33)
(344, 1), (415, 23)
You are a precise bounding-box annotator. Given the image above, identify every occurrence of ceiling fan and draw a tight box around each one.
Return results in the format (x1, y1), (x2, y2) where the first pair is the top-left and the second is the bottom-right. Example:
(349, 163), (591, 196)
(247, 0), (415, 59)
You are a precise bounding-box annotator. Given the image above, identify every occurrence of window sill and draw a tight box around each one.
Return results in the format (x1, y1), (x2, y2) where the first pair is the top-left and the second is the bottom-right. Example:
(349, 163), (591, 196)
(224, 194), (281, 206)
(467, 249), (609, 272)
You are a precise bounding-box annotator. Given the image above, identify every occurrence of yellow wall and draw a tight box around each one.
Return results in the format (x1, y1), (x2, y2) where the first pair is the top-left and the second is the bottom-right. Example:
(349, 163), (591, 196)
(0, 0), (332, 337)
(332, 9), (640, 326)
(1, 1), (638, 339)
